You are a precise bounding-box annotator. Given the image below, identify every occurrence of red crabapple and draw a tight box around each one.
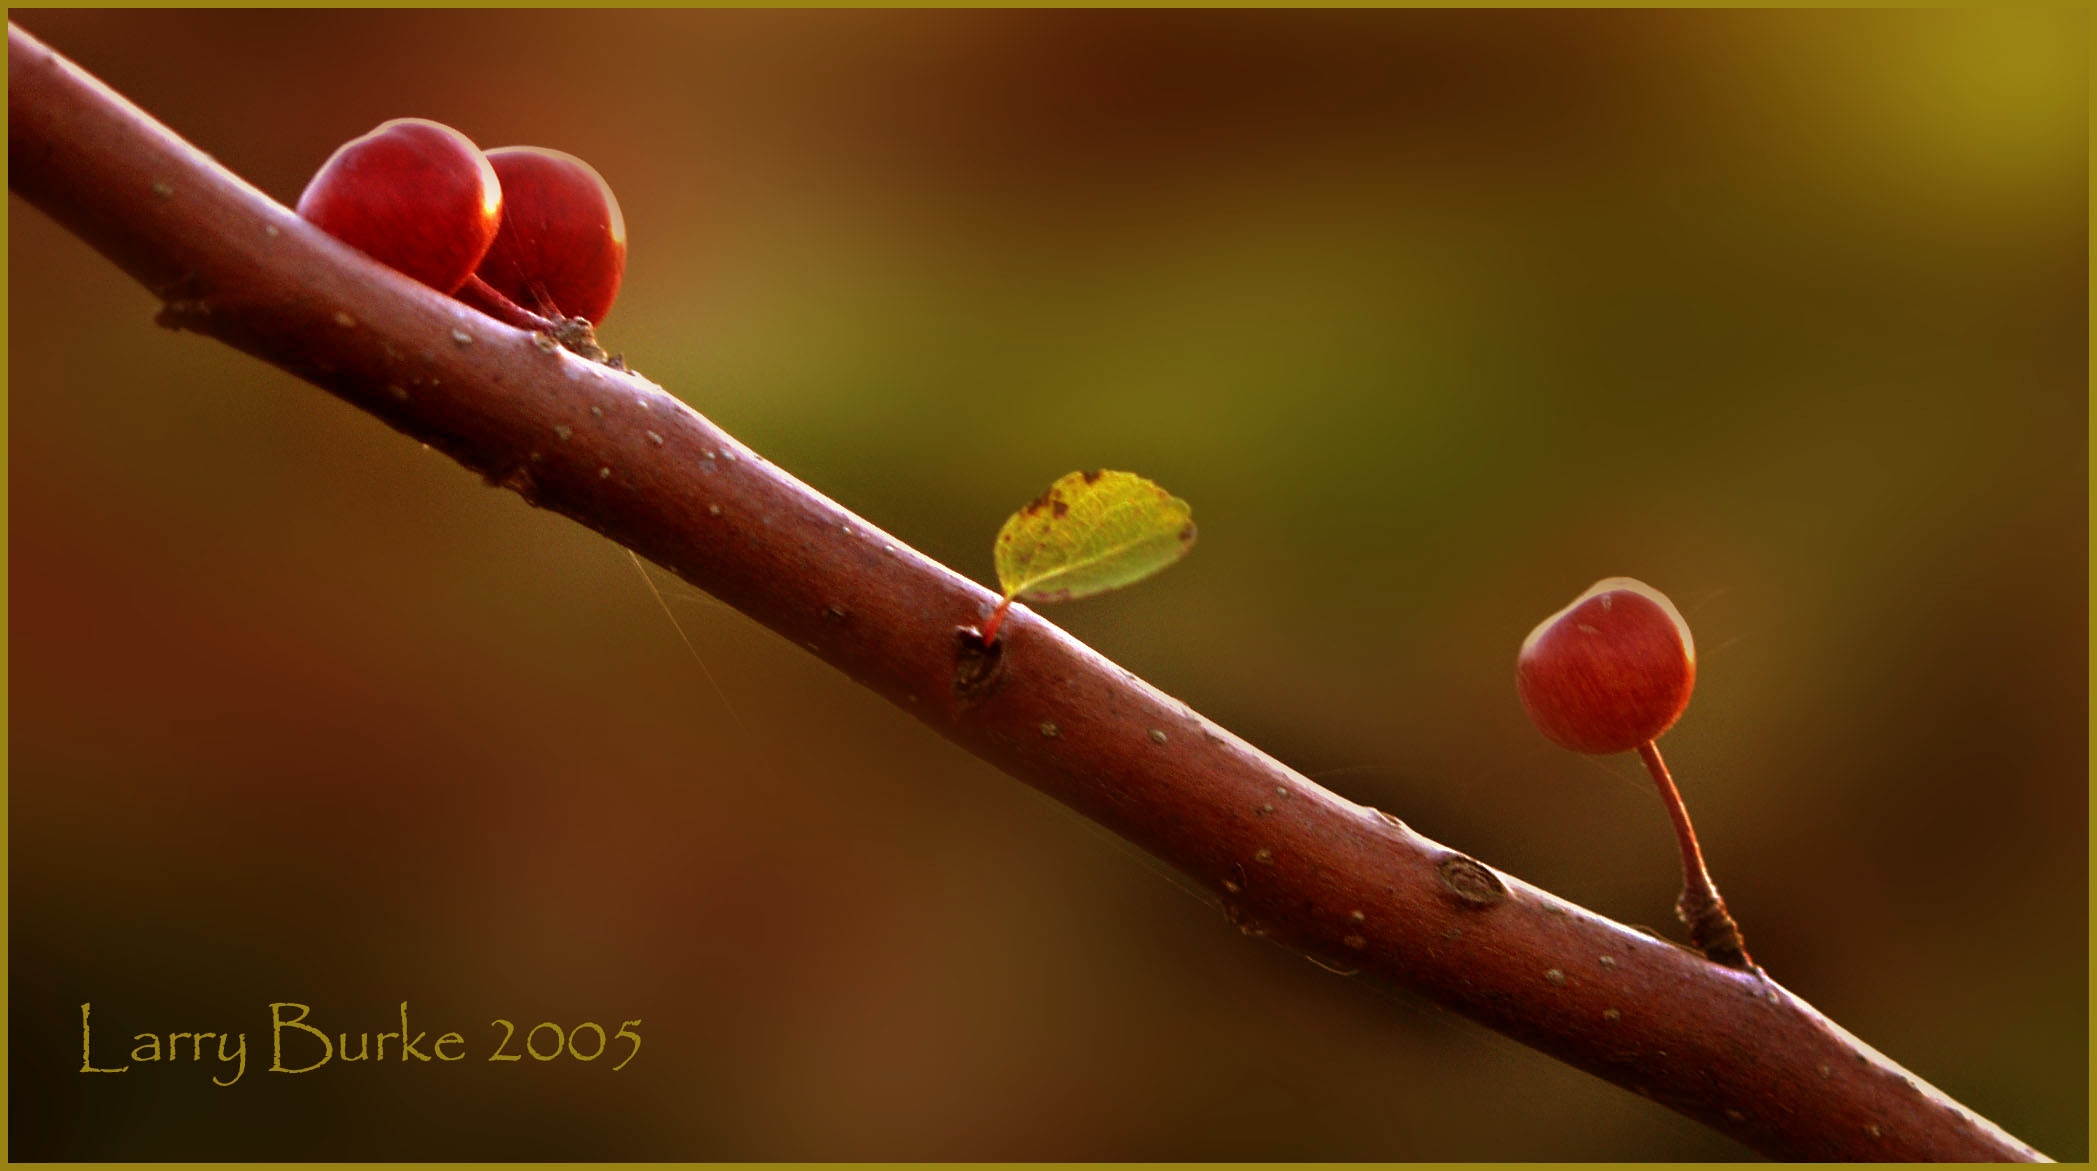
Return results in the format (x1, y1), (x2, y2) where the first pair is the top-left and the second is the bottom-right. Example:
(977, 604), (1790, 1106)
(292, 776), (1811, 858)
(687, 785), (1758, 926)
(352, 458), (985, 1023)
(295, 118), (502, 295)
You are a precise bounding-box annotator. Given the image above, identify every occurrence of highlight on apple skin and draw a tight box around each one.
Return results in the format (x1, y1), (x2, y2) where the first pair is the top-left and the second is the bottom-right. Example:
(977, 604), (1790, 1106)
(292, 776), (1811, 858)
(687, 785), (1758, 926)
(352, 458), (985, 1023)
(1516, 576), (1696, 755)
(294, 118), (504, 295)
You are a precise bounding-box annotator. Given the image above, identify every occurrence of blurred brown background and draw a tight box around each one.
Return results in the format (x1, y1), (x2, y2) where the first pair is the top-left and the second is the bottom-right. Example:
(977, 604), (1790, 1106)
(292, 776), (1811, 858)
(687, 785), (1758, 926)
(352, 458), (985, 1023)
(8, 9), (2085, 1160)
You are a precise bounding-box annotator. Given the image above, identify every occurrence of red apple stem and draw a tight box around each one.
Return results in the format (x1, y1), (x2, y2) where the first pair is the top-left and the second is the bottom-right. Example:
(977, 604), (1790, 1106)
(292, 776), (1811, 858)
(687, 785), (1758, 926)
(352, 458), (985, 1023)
(453, 274), (613, 364)
(454, 272), (561, 333)
(1637, 739), (1753, 970)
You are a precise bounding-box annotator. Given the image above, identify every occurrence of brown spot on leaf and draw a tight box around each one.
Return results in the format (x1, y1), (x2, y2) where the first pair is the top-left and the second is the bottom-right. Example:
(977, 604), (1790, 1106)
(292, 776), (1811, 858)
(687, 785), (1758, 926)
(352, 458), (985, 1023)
(1082, 469), (1103, 484)
(1051, 499), (1068, 519)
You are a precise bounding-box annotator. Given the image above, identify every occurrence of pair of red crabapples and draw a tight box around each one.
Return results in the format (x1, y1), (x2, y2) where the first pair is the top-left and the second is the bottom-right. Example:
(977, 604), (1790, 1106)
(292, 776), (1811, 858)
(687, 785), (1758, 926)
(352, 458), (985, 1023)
(295, 118), (624, 329)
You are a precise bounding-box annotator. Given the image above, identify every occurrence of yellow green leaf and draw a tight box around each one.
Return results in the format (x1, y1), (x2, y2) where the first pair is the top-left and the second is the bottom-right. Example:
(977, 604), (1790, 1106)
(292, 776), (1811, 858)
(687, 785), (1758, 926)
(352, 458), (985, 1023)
(993, 470), (1196, 605)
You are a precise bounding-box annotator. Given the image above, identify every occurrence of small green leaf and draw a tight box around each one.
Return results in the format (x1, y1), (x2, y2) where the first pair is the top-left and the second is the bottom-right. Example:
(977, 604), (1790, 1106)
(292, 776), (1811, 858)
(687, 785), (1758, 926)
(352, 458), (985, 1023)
(993, 470), (1196, 605)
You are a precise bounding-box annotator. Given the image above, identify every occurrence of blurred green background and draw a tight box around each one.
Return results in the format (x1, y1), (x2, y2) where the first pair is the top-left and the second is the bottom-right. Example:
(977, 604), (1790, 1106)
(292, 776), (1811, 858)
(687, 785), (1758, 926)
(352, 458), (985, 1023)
(8, 9), (2085, 1160)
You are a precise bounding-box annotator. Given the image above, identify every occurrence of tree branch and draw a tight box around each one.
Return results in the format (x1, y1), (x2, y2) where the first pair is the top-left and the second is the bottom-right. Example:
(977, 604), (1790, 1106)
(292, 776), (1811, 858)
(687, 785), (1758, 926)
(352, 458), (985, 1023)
(6, 22), (2047, 1162)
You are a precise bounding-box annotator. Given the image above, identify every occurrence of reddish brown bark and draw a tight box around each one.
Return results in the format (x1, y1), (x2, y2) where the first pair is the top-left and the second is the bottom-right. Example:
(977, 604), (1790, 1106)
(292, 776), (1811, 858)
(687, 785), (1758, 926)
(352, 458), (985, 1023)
(7, 22), (2048, 1162)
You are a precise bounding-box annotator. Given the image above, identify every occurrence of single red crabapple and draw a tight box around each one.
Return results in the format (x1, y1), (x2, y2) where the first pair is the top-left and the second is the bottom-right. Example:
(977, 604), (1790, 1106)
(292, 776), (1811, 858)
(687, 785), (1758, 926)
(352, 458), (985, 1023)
(472, 146), (627, 325)
(1516, 576), (1696, 755)
(295, 118), (502, 295)
(1514, 577), (1749, 968)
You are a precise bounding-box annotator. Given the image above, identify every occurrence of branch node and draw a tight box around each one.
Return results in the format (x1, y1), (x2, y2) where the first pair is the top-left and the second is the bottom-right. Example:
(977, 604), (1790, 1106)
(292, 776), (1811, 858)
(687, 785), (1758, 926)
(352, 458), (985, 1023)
(952, 624), (1005, 701)
(1436, 854), (1508, 908)
(488, 462), (540, 505)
